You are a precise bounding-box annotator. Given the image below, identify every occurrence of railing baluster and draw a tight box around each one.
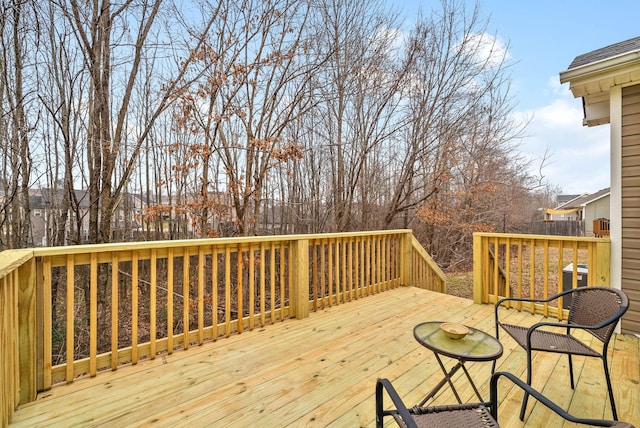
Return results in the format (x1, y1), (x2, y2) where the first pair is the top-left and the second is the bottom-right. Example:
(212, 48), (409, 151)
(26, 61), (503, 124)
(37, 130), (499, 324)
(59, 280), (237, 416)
(347, 239), (352, 300)
(65, 254), (74, 384)
(212, 245), (219, 340)
(198, 247), (205, 344)
(270, 242), (276, 322)
(280, 241), (286, 319)
(516, 240), (523, 309)
(132, 251), (139, 363)
(327, 239), (333, 306)
(528, 238), (535, 313)
(259, 242), (265, 326)
(111, 253), (119, 369)
(167, 249), (174, 354)
(311, 240), (318, 309)
(182, 248), (189, 349)
(90, 253), (97, 376)
(249, 244), (255, 330)
(357, 237), (363, 298)
(557, 241), (564, 319)
(150, 249), (157, 357)
(225, 246), (231, 336)
(237, 243), (243, 333)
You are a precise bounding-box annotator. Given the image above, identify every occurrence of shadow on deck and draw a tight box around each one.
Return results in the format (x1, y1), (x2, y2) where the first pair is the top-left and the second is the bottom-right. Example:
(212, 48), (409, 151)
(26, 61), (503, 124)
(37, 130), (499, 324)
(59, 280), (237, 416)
(10, 287), (640, 427)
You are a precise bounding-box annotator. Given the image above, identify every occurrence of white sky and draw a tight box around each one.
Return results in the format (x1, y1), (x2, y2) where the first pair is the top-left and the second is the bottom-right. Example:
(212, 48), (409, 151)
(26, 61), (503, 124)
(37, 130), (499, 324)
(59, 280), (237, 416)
(390, 0), (640, 194)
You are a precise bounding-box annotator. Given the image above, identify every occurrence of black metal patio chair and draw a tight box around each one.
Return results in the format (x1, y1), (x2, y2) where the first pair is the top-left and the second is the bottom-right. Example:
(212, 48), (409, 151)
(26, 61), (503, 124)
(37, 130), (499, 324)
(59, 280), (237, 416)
(494, 286), (629, 421)
(375, 371), (634, 427)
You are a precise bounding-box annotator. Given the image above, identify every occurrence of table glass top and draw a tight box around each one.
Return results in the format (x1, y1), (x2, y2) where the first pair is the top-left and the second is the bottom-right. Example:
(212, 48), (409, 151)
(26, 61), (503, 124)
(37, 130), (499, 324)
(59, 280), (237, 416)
(413, 321), (503, 361)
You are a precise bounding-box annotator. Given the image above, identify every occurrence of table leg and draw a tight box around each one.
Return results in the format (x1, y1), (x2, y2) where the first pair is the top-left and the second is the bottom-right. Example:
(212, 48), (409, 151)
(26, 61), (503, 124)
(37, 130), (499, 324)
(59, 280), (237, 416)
(418, 354), (463, 406)
(460, 362), (484, 401)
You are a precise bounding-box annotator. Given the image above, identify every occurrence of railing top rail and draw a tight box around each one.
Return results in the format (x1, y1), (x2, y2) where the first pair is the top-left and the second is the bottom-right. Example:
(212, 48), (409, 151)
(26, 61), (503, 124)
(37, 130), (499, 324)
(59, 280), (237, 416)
(30, 229), (413, 258)
(473, 232), (610, 243)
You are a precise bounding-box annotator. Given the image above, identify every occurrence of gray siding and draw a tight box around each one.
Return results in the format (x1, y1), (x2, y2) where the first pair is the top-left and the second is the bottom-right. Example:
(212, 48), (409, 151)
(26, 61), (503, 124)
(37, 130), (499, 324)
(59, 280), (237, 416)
(621, 84), (640, 334)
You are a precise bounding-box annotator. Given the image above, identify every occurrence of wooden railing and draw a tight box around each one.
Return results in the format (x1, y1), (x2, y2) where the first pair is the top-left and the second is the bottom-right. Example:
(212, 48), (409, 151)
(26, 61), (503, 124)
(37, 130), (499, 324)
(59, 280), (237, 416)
(0, 230), (444, 422)
(410, 235), (446, 293)
(473, 233), (611, 319)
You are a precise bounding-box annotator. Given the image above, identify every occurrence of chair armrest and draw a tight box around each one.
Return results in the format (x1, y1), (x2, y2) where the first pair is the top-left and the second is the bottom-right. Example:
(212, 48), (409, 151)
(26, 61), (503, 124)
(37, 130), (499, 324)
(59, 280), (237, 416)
(494, 295), (564, 327)
(495, 286), (590, 310)
(375, 378), (418, 428)
(490, 372), (634, 427)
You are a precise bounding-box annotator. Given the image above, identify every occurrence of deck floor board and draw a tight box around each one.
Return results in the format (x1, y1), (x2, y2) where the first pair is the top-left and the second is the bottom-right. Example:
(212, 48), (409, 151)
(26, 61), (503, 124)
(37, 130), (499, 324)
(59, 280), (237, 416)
(10, 287), (639, 427)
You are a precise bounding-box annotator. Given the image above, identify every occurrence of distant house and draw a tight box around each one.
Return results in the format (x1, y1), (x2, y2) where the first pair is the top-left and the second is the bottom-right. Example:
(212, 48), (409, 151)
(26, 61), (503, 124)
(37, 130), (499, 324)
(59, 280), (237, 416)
(581, 188), (611, 236)
(545, 194), (585, 222)
(544, 188), (610, 236)
(560, 35), (640, 334)
(28, 188), (145, 246)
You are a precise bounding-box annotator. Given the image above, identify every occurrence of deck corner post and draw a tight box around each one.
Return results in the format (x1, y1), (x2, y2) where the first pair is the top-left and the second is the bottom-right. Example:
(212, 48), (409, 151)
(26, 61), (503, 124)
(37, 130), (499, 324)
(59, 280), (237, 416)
(291, 238), (309, 319)
(472, 233), (484, 304)
(595, 239), (611, 286)
(18, 255), (37, 404)
(401, 231), (413, 287)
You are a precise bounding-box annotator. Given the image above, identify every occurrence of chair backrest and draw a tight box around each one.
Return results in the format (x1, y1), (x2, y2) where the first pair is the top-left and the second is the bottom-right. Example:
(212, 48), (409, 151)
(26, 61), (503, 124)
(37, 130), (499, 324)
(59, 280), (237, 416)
(568, 286), (629, 343)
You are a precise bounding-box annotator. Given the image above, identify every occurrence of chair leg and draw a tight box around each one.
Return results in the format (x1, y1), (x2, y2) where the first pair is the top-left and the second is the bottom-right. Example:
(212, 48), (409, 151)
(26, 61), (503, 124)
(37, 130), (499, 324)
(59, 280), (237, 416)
(375, 379), (385, 428)
(492, 325), (499, 375)
(519, 348), (532, 421)
(602, 356), (618, 421)
(568, 354), (574, 389)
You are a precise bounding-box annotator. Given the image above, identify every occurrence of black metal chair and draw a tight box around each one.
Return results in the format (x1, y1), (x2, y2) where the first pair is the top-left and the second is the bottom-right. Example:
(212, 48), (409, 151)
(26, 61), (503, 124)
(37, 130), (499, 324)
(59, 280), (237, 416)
(494, 286), (629, 421)
(375, 371), (634, 427)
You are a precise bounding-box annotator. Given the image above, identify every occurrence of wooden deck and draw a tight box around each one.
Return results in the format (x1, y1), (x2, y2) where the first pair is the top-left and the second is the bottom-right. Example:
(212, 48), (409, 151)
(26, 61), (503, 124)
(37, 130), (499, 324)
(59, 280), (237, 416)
(9, 287), (640, 427)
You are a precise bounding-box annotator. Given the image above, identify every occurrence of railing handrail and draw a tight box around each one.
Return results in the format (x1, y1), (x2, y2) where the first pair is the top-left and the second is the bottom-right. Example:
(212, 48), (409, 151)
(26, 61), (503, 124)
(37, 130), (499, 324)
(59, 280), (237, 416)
(472, 232), (609, 243)
(30, 229), (412, 257)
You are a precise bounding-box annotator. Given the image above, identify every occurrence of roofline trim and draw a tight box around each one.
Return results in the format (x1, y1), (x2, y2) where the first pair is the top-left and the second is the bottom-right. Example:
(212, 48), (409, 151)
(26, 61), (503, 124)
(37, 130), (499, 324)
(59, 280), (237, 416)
(559, 51), (640, 84)
(580, 191), (611, 206)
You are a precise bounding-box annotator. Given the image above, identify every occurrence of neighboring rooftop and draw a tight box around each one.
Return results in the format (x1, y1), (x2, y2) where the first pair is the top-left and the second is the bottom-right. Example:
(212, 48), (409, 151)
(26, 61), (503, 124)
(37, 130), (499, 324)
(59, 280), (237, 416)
(558, 187), (611, 209)
(556, 194), (582, 206)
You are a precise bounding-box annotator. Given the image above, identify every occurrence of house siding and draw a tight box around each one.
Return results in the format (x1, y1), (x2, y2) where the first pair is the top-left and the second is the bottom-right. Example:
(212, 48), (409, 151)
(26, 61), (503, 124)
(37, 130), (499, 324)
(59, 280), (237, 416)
(584, 195), (610, 236)
(621, 83), (640, 334)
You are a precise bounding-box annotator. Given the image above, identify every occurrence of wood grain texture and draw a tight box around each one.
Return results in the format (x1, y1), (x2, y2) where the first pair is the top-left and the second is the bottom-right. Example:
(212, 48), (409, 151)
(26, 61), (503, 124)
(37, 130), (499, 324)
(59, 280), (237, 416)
(10, 287), (639, 427)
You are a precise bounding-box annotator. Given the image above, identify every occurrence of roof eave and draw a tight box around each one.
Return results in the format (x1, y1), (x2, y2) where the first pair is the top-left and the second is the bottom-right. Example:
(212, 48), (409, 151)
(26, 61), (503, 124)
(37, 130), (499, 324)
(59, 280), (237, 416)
(560, 51), (640, 84)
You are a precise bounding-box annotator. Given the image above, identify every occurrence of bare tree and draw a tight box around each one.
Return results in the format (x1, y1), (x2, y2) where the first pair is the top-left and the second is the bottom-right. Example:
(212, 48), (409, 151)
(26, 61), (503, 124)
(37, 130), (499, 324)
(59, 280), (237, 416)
(392, 0), (529, 268)
(0, 0), (36, 249)
(56, 0), (218, 244)
(306, 0), (406, 232)
(169, 0), (323, 236)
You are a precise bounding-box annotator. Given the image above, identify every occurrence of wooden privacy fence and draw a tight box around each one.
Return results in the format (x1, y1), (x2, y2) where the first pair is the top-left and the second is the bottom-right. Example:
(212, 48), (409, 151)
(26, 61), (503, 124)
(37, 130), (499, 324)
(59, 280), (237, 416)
(473, 232), (611, 319)
(0, 230), (444, 422)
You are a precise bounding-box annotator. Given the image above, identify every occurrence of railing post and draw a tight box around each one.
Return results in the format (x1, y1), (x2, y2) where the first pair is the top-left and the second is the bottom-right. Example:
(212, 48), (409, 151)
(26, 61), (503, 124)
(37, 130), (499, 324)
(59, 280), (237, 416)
(291, 238), (309, 319)
(472, 233), (484, 304)
(594, 239), (611, 285)
(18, 256), (37, 404)
(401, 231), (413, 287)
